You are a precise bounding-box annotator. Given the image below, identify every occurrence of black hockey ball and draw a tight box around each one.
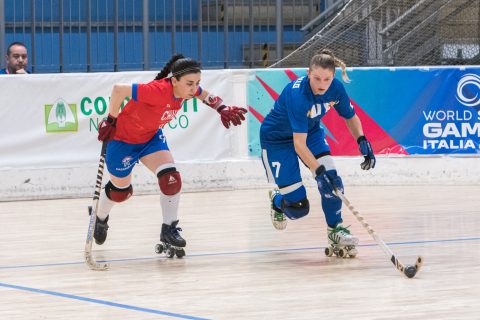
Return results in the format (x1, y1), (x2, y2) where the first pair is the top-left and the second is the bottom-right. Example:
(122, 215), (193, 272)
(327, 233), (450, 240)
(404, 265), (417, 278)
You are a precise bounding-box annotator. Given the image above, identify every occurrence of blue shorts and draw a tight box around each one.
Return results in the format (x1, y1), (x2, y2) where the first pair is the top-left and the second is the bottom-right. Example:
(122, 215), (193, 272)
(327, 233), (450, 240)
(261, 129), (329, 187)
(105, 129), (170, 178)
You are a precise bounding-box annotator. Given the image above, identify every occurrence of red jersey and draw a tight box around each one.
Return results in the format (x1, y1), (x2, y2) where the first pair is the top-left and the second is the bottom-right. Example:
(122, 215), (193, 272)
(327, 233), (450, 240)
(114, 78), (202, 144)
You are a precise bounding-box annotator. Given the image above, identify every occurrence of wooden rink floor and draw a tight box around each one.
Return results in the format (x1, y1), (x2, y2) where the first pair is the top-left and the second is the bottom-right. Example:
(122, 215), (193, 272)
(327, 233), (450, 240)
(1, 185), (479, 319)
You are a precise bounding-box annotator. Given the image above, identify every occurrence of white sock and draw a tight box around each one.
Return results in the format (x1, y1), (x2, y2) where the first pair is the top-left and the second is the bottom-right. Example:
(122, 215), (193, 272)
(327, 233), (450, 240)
(97, 189), (115, 221)
(160, 191), (180, 225)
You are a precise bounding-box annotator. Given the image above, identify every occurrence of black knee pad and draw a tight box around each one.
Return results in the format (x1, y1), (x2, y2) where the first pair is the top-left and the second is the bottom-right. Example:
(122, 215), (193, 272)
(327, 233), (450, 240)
(281, 197), (310, 220)
(105, 181), (133, 202)
(157, 167), (182, 195)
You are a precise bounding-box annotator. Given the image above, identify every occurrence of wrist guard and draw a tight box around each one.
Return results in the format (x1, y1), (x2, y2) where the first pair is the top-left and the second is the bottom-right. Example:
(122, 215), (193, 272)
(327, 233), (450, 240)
(203, 94), (224, 110)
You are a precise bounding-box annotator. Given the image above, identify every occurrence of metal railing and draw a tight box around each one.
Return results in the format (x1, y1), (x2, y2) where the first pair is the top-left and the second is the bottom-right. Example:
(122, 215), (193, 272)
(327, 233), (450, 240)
(0, 0), (324, 72)
(274, 0), (480, 67)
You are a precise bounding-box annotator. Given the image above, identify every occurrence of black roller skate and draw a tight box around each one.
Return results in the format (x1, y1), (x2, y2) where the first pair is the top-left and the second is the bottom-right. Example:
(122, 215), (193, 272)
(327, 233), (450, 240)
(155, 220), (186, 258)
(325, 224), (358, 258)
(94, 215), (109, 245)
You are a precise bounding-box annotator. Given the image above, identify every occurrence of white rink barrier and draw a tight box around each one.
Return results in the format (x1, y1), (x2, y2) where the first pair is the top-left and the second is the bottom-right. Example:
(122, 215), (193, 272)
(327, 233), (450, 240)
(2, 156), (480, 201)
(1, 69), (479, 201)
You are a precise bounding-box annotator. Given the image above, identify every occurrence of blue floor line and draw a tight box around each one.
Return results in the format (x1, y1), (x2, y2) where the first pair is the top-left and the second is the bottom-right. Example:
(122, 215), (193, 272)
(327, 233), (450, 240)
(0, 282), (209, 320)
(1, 236), (479, 270)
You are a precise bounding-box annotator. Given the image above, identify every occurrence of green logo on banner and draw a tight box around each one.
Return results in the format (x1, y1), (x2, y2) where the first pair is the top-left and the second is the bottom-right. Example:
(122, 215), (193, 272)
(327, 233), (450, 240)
(45, 99), (78, 132)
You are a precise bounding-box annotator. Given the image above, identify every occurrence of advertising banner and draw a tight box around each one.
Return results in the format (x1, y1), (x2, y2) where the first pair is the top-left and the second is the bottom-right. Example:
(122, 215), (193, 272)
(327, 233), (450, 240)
(247, 67), (480, 157)
(0, 70), (236, 169)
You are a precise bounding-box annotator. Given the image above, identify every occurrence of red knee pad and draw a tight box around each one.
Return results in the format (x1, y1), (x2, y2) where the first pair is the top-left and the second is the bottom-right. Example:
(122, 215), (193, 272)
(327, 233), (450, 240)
(105, 181), (133, 202)
(158, 168), (182, 195)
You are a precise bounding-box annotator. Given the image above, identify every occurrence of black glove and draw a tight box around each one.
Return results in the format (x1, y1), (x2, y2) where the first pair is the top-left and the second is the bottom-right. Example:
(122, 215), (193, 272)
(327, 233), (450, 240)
(357, 136), (375, 170)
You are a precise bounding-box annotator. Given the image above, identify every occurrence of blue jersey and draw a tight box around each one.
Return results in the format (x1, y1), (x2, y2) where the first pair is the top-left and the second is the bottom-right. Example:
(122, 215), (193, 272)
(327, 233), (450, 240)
(260, 76), (355, 148)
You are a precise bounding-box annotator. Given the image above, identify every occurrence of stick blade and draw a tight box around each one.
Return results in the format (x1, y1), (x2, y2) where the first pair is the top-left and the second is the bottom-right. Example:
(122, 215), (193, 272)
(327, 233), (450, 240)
(85, 253), (109, 271)
(414, 256), (423, 271)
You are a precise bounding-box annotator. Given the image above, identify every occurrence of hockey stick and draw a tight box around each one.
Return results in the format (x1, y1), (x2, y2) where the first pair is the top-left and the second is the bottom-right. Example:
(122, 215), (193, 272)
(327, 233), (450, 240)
(84, 141), (109, 271)
(318, 166), (423, 278)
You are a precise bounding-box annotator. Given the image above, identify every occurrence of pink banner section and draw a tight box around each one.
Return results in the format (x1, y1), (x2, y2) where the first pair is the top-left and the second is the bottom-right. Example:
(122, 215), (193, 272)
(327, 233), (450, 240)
(323, 99), (408, 156)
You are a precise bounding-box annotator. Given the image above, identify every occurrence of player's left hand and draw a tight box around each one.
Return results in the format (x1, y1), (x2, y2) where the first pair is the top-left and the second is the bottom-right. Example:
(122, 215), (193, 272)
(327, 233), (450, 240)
(315, 166), (344, 198)
(217, 105), (248, 129)
(357, 136), (376, 170)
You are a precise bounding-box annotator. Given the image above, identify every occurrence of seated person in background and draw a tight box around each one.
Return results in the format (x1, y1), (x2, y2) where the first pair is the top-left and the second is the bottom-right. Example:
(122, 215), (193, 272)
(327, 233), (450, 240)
(0, 42), (30, 74)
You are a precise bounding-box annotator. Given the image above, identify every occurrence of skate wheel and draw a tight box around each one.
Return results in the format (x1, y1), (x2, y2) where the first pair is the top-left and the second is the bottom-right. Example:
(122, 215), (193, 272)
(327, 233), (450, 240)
(176, 249), (185, 258)
(165, 247), (175, 258)
(347, 248), (358, 258)
(325, 247), (333, 257)
(338, 248), (347, 258)
(155, 243), (164, 254)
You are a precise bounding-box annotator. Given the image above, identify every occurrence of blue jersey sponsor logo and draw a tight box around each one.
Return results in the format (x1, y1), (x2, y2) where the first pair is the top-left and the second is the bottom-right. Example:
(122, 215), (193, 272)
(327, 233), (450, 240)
(307, 100), (339, 118)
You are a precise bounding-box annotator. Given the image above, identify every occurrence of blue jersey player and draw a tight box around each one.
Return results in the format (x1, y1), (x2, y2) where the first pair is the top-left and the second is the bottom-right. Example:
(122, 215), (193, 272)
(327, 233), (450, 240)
(260, 49), (375, 258)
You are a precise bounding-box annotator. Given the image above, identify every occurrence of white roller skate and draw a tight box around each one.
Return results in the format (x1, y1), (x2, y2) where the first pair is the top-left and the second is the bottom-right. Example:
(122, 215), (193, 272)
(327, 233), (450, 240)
(155, 220), (186, 258)
(325, 224), (358, 258)
(269, 189), (287, 230)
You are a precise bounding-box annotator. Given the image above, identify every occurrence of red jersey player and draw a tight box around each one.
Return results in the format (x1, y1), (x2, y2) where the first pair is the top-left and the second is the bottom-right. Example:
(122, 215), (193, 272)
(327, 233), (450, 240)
(94, 54), (247, 258)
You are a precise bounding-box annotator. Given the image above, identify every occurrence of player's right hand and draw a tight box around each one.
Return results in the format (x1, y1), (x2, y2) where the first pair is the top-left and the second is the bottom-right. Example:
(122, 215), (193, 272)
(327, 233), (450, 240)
(98, 114), (117, 142)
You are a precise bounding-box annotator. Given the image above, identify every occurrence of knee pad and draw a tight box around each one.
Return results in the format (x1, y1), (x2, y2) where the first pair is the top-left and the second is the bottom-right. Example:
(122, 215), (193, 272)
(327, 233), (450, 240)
(105, 181), (133, 202)
(157, 166), (182, 195)
(278, 183), (309, 219)
(281, 197), (310, 220)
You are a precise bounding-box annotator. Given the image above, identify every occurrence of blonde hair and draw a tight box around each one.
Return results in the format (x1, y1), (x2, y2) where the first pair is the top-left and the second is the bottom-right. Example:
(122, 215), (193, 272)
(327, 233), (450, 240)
(309, 49), (350, 83)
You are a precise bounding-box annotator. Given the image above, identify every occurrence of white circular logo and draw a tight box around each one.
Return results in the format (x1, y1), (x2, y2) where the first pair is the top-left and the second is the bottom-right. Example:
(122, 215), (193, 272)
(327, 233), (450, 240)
(456, 73), (480, 107)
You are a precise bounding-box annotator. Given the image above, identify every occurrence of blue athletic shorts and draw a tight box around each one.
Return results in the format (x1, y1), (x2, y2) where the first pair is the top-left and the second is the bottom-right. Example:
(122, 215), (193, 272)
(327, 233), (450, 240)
(105, 129), (170, 178)
(261, 129), (329, 187)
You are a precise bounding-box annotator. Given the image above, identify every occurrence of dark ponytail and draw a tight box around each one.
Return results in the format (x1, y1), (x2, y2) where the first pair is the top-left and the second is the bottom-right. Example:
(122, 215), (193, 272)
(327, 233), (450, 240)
(154, 53), (201, 80)
(154, 54), (185, 80)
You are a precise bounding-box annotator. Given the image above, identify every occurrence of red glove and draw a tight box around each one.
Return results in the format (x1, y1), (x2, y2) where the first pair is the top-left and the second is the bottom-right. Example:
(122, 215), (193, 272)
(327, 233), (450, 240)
(217, 105), (247, 129)
(98, 114), (117, 142)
